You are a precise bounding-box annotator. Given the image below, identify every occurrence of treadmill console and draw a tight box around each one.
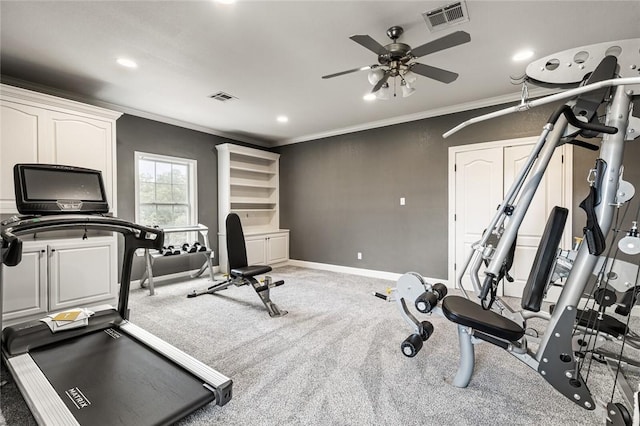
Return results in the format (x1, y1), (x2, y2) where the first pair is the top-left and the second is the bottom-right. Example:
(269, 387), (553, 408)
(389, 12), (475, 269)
(14, 163), (109, 215)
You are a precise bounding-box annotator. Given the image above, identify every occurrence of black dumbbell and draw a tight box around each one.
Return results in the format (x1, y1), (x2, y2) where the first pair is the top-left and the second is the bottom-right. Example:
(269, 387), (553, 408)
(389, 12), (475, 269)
(193, 242), (207, 252)
(182, 243), (197, 253)
(160, 246), (174, 256)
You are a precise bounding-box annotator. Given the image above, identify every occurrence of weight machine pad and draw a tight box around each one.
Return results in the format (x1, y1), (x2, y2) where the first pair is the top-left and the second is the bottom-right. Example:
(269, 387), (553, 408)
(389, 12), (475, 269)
(230, 265), (272, 278)
(442, 296), (525, 342)
(522, 206), (568, 312)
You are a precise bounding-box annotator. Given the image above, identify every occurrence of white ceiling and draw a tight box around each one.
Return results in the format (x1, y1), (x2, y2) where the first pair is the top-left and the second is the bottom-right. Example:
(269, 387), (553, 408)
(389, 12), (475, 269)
(1, 1), (639, 146)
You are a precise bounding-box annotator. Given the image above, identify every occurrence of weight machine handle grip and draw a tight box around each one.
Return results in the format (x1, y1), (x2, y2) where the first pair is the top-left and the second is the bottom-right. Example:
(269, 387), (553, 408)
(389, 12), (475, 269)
(479, 274), (495, 301)
(549, 105), (617, 134)
(1, 232), (22, 267)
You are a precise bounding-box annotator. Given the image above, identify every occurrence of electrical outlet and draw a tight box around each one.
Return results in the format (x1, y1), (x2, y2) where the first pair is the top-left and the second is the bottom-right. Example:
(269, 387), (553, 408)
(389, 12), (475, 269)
(357, 252), (362, 260)
(400, 197), (406, 206)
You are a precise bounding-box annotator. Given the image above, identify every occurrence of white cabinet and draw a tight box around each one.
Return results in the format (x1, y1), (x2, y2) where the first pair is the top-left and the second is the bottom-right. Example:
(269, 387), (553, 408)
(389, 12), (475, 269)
(245, 231), (290, 267)
(2, 237), (117, 326)
(0, 84), (121, 327)
(0, 84), (121, 215)
(1, 241), (48, 322)
(216, 143), (289, 272)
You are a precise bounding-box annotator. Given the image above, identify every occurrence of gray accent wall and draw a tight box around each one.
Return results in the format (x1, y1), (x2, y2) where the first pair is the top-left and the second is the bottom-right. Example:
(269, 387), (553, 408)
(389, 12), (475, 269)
(116, 114), (237, 280)
(277, 100), (640, 279)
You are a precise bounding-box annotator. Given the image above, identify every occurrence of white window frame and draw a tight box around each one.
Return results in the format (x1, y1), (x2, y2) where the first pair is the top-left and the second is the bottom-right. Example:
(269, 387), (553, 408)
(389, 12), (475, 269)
(134, 151), (198, 229)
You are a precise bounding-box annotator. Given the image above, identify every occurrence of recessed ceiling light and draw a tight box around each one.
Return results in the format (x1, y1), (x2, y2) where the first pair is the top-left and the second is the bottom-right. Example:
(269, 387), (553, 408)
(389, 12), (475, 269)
(277, 115), (288, 123)
(215, 0), (236, 4)
(512, 49), (534, 62)
(363, 93), (376, 101)
(117, 58), (138, 68)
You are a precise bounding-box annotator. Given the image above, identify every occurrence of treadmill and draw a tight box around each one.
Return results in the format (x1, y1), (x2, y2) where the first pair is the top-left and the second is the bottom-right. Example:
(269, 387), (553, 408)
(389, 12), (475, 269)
(1, 164), (232, 425)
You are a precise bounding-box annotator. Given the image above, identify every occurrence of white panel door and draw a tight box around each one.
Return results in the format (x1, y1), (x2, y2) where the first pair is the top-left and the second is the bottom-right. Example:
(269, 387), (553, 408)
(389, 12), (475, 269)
(267, 234), (289, 264)
(503, 144), (567, 299)
(2, 242), (48, 321)
(454, 147), (504, 290)
(0, 102), (44, 212)
(245, 236), (267, 266)
(49, 238), (116, 311)
(48, 111), (114, 208)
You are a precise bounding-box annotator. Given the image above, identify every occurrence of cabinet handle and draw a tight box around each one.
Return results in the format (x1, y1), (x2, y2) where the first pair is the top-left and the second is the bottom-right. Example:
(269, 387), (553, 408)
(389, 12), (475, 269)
(41, 249), (46, 253)
(50, 249), (56, 252)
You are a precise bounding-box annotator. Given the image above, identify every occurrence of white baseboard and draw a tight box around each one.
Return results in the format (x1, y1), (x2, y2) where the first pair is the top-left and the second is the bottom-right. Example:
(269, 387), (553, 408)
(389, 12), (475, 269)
(286, 259), (449, 286)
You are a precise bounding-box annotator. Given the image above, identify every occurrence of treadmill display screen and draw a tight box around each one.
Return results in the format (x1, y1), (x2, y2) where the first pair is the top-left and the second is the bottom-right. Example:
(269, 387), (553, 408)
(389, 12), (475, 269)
(14, 164), (109, 214)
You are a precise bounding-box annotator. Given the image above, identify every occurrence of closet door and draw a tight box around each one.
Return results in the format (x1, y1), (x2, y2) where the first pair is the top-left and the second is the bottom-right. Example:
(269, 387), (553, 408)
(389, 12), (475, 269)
(450, 138), (571, 302)
(452, 147), (504, 290)
(503, 144), (568, 298)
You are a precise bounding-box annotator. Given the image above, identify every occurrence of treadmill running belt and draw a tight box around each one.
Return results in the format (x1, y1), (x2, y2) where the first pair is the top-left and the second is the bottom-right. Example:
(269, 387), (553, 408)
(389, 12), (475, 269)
(30, 327), (215, 426)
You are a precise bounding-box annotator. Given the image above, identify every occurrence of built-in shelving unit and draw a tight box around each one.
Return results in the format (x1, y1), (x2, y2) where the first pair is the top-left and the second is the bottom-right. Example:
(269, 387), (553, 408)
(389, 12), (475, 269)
(216, 143), (289, 272)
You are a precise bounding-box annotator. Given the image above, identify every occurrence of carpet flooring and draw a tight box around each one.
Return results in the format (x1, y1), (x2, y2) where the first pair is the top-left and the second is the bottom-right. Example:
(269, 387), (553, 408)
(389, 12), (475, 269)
(1, 265), (638, 425)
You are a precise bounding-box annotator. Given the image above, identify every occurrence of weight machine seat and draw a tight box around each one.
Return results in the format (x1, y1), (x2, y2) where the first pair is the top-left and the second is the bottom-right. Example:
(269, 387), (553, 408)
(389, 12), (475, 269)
(521, 206), (569, 312)
(230, 265), (272, 279)
(442, 296), (525, 342)
(226, 213), (272, 279)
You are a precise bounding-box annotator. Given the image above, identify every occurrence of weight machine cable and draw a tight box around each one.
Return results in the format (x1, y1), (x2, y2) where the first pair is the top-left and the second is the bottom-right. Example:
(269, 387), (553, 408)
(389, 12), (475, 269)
(574, 204), (630, 383)
(608, 198), (640, 403)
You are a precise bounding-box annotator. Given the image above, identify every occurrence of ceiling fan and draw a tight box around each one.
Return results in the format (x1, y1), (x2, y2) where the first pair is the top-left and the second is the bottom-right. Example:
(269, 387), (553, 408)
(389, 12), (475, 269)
(322, 26), (471, 97)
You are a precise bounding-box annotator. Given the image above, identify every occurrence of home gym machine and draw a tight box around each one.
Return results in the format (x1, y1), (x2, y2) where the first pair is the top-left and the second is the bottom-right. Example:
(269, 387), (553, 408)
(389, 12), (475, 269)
(187, 213), (287, 317)
(1, 163), (232, 425)
(384, 40), (640, 425)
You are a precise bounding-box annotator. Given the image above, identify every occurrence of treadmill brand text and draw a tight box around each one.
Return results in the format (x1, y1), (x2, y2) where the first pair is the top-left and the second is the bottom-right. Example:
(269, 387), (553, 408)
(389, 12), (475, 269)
(65, 387), (91, 409)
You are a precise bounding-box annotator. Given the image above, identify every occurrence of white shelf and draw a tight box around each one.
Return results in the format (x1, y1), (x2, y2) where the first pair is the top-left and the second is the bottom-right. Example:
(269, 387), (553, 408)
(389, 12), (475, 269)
(230, 165), (276, 175)
(231, 208), (277, 212)
(217, 143), (288, 272)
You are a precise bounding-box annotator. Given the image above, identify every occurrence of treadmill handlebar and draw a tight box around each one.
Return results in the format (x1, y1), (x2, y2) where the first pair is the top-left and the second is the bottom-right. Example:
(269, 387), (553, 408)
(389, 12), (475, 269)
(1, 214), (164, 267)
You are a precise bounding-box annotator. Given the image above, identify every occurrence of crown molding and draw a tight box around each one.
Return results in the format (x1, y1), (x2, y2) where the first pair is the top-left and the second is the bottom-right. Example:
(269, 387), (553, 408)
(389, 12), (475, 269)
(274, 86), (560, 146)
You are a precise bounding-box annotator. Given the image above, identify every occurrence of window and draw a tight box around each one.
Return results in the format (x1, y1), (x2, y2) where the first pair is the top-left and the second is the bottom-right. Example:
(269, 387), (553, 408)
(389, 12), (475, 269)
(134, 152), (197, 246)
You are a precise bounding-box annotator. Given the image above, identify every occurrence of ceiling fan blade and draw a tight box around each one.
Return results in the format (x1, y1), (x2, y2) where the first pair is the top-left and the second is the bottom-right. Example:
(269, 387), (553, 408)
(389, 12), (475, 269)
(410, 30), (471, 58)
(411, 63), (459, 84)
(350, 34), (387, 55)
(372, 70), (391, 92)
(322, 65), (373, 79)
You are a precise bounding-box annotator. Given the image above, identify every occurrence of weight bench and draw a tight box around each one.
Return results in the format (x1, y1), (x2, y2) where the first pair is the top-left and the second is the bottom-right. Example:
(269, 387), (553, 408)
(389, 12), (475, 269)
(441, 207), (568, 387)
(187, 213), (287, 317)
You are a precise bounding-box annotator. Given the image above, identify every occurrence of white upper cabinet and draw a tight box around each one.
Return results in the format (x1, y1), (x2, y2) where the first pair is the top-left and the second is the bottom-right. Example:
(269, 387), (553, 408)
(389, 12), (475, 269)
(0, 84), (121, 214)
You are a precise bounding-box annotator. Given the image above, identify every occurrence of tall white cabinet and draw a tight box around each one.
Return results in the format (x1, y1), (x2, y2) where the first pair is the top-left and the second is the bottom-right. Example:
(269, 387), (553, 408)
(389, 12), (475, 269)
(1, 84), (121, 326)
(216, 143), (289, 272)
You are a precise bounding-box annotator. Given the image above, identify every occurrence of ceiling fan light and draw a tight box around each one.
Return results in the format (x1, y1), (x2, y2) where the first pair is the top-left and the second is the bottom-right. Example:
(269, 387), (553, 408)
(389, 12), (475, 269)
(375, 83), (391, 100)
(401, 85), (416, 98)
(363, 93), (376, 101)
(368, 68), (384, 85)
(403, 71), (417, 84)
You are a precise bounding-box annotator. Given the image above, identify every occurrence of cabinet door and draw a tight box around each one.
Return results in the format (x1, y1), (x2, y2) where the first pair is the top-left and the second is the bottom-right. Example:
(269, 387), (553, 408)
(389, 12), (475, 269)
(2, 243), (48, 322)
(48, 238), (117, 311)
(245, 236), (267, 266)
(48, 111), (115, 210)
(267, 234), (289, 264)
(0, 101), (46, 212)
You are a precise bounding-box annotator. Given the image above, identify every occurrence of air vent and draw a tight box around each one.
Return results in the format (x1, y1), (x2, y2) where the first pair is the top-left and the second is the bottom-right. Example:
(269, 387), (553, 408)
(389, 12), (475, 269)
(209, 91), (237, 102)
(422, 1), (469, 32)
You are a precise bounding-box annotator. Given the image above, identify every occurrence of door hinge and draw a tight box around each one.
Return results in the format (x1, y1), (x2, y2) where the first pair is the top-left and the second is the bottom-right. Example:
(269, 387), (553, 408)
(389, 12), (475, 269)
(454, 263), (457, 270)
(454, 164), (457, 172)
(454, 214), (457, 221)
(561, 154), (564, 163)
